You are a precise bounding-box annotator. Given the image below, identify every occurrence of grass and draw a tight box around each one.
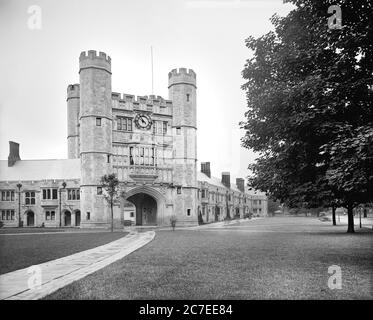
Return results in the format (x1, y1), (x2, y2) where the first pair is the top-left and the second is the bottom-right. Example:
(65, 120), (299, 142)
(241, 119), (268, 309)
(45, 217), (373, 300)
(0, 228), (68, 234)
(0, 231), (127, 274)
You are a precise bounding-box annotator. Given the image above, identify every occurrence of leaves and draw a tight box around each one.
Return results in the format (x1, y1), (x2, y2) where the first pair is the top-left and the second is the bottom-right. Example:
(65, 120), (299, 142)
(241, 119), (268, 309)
(241, 0), (373, 208)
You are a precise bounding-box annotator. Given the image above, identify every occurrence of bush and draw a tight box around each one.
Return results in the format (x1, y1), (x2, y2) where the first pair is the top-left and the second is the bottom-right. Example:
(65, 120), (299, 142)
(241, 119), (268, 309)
(123, 220), (133, 227)
(0, 221), (3, 228)
(170, 215), (177, 231)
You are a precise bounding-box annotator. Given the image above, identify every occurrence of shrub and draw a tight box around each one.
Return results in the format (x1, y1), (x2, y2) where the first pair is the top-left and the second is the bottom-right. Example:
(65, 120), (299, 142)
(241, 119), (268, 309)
(0, 221), (3, 228)
(123, 220), (133, 227)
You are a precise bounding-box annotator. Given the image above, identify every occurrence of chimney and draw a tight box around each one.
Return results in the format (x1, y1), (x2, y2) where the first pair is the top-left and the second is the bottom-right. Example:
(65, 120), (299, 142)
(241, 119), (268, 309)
(8, 141), (21, 167)
(222, 172), (230, 188)
(236, 178), (245, 192)
(201, 162), (211, 178)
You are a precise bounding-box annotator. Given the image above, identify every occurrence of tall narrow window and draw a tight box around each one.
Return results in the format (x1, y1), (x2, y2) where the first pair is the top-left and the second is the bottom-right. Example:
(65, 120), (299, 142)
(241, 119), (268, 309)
(186, 94), (190, 102)
(177, 187), (182, 194)
(163, 121), (167, 135)
(96, 117), (102, 126)
(130, 147), (134, 165)
(97, 187), (103, 195)
(86, 212), (90, 220)
(187, 209), (191, 216)
(176, 127), (181, 135)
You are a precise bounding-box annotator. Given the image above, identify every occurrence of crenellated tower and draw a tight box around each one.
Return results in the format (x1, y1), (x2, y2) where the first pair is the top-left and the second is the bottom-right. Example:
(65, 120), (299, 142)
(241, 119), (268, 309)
(168, 68), (198, 225)
(67, 84), (80, 159)
(79, 50), (113, 228)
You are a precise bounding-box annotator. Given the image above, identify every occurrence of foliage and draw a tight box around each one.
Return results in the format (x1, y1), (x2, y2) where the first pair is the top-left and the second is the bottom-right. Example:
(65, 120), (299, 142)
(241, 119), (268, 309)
(241, 0), (373, 232)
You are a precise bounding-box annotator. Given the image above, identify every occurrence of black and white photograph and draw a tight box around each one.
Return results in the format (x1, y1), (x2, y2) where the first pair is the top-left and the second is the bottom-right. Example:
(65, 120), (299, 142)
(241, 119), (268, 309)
(0, 0), (372, 311)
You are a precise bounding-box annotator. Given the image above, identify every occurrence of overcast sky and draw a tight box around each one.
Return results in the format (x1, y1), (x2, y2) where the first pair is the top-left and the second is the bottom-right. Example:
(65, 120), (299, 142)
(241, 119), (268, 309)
(0, 0), (293, 181)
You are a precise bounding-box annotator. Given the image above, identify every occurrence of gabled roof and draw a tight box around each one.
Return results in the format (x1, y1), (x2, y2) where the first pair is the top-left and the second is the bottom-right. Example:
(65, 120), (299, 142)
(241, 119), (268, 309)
(0, 159), (80, 181)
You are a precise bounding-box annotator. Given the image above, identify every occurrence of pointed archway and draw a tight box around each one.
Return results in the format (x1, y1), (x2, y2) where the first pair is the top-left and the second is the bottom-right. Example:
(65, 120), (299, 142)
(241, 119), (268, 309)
(26, 210), (35, 226)
(122, 186), (166, 226)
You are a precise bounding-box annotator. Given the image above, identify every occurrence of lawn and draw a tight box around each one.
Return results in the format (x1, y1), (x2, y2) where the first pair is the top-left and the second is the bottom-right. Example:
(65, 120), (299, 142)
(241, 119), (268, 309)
(45, 217), (373, 300)
(0, 231), (127, 274)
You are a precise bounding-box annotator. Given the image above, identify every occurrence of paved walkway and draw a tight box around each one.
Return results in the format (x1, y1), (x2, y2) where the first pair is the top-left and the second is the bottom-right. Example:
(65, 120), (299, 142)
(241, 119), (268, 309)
(0, 231), (155, 300)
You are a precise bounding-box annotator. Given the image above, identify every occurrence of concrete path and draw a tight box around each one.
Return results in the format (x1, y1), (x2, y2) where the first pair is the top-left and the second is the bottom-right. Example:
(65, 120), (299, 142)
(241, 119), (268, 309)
(0, 231), (155, 300)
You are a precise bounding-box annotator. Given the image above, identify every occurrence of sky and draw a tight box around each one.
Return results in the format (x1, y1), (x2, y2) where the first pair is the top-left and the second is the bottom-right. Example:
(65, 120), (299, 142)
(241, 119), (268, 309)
(0, 0), (294, 181)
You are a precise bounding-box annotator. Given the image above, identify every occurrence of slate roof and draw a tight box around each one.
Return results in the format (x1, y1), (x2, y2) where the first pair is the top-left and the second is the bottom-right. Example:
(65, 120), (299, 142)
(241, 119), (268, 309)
(0, 159), (80, 181)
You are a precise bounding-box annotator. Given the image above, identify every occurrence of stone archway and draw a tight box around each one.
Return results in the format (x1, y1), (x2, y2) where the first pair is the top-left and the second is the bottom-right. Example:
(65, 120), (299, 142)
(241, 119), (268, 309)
(127, 193), (157, 226)
(26, 210), (35, 227)
(74, 210), (81, 227)
(122, 186), (166, 226)
(64, 210), (72, 227)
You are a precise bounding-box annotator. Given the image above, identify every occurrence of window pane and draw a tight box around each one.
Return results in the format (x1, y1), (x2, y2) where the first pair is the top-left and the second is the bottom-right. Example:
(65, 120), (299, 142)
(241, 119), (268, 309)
(52, 189), (57, 199)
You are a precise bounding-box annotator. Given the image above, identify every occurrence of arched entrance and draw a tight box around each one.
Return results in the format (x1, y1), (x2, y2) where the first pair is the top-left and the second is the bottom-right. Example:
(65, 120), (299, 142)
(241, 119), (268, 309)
(64, 210), (71, 227)
(26, 211), (35, 226)
(75, 210), (81, 227)
(127, 193), (157, 226)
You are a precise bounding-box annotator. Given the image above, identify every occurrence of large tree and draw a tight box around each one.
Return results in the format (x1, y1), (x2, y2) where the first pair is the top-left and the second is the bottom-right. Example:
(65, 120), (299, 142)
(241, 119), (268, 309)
(241, 0), (373, 233)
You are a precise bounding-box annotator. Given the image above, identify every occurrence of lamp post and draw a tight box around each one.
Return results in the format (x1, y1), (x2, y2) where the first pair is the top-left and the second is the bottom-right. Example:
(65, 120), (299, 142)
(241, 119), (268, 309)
(59, 181), (66, 227)
(16, 183), (22, 227)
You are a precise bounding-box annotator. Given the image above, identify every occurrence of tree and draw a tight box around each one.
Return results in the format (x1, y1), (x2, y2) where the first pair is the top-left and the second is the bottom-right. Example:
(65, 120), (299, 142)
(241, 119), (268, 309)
(100, 173), (120, 232)
(241, 0), (373, 233)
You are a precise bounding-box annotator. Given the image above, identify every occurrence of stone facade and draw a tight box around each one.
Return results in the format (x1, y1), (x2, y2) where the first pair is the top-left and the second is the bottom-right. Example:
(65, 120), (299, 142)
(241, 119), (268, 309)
(0, 50), (268, 228)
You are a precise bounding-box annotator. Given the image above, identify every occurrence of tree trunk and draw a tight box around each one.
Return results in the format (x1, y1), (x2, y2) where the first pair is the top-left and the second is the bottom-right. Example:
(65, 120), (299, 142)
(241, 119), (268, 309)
(332, 206), (336, 226)
(347, 203), (355, 233)
(111, 201), (114, 232)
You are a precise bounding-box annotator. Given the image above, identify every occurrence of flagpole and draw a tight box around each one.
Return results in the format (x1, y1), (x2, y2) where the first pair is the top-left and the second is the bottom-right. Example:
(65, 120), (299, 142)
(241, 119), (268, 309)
(151, 45), (154, 95)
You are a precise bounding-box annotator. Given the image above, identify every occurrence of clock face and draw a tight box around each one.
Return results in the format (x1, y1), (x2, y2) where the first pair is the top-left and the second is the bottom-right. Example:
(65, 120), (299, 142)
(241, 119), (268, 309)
(135, 113), (152, 130)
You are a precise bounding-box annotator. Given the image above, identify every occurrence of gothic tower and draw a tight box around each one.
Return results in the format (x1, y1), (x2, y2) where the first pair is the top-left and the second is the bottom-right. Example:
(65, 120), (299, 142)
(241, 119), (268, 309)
(168, 68), (198, 225)
(79, 50), (113, 227)
(67, 84), (80, 159)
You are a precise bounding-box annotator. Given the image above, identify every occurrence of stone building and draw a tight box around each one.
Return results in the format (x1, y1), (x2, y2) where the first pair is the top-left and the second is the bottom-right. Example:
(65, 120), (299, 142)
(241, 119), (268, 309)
(0, 50), (267, 228)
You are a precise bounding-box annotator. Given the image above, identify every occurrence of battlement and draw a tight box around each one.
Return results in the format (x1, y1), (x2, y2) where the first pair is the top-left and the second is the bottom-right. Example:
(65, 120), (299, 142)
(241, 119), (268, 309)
(79, 50), (111, 73)
(79, 50), (111, 63)
(111, 92), (172, 107)
(168, 68), (196, 79)
(168, 68), (196, 88)
(67, 84), (80, 99)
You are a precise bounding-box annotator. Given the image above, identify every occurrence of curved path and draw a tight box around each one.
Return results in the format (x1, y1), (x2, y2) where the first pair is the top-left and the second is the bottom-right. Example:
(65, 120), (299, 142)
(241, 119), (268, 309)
(0, 231), (155, 300)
